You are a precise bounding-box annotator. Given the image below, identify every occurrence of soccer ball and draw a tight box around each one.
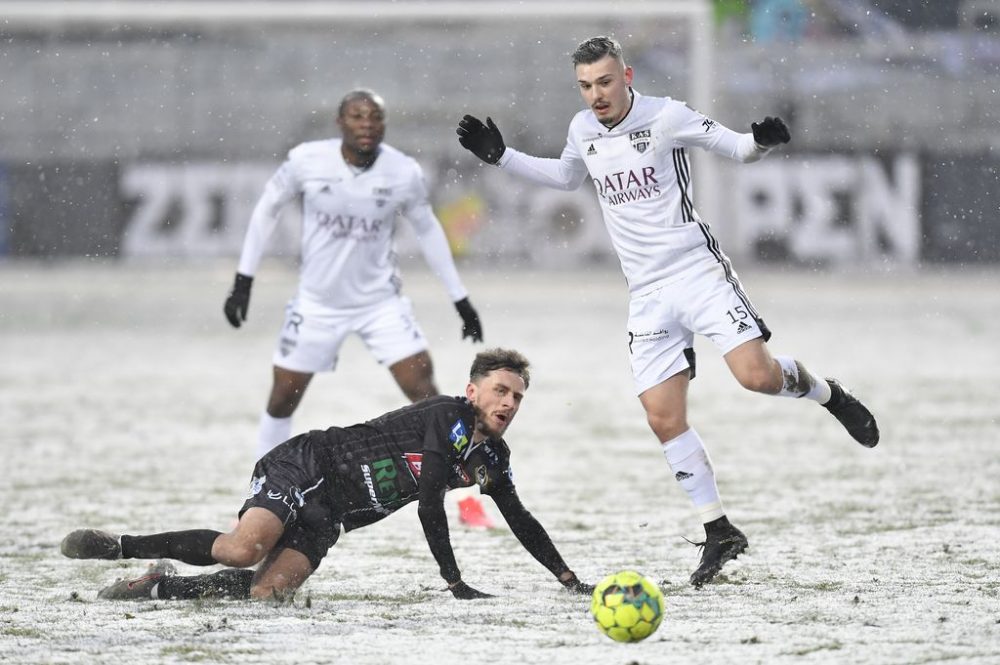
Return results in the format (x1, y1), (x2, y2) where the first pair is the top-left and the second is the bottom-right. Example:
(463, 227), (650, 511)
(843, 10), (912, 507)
(590, 570), (665, 642)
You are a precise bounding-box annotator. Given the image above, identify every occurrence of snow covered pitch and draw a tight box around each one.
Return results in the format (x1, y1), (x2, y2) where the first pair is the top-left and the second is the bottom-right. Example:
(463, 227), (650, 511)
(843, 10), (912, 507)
(2, 262), (998, 664)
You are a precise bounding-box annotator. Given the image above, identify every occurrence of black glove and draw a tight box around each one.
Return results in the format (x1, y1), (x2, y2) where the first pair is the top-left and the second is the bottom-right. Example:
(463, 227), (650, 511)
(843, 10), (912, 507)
(448, 580), (494, 600)
(223, 273), (253, 328)
(559, 573), (595, 595)
(456, 115), (506, 165)
(751, 116), (791, 148)
(454, 297), (483, 343)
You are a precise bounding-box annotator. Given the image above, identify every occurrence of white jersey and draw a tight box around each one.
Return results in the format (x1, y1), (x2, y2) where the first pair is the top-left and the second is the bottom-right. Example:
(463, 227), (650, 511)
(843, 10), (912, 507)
(237, 139), (467, 312)
(498, 90), (771, 295)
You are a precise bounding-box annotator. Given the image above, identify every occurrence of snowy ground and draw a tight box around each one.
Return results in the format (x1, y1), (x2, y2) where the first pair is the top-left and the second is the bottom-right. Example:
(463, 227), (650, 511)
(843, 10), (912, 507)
(1, 260), (998, 664)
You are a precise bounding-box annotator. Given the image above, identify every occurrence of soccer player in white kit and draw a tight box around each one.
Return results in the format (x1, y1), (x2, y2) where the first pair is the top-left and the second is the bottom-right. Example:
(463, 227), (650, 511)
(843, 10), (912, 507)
(457, 37), (879, 587)
(226, 89), (484, 460)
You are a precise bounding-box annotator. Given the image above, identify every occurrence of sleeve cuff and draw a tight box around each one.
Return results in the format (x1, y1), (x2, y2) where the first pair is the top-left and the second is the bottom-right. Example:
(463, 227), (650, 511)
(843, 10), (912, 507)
(496, 149), (515, 168)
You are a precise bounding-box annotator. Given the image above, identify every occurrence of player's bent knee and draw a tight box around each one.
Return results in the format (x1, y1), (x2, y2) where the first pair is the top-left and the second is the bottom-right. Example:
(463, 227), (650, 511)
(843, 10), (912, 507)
(736, 365), (781, 394)
(212, 538), (269, 568)
(751, 374), (782, 394)
(646, 412), (688, 442)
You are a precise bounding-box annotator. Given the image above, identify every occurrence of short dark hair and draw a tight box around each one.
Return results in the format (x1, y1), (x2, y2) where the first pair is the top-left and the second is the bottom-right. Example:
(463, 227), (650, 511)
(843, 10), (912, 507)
(470, 348), (531, 389)
(572, 36), (624, 66)
(337, 88), (385, 118)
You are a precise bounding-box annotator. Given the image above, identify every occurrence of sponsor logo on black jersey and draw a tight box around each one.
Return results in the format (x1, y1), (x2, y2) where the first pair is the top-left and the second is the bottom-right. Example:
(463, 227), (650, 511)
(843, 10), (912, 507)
(482, 443), (500, 465)
(630, 129), (652, 154)
(362, 457), (403, 514)
(451, 463), (471, 486)
(403, 452), (423, 480)
(449, 420), (470, 453)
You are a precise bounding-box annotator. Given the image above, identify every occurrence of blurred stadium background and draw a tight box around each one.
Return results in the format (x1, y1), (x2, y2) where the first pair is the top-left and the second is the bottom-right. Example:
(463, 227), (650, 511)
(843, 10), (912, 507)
(1, 0), (997, 269)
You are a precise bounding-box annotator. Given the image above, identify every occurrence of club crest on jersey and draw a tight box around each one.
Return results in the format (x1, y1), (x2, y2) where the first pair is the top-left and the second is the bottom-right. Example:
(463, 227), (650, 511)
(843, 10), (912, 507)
(630, 130), (652, 154)
(246, 475), (266, 499)
(373, 186), (391, 208)
(474, 464), (490, 489)
(449, 419), (470, 453)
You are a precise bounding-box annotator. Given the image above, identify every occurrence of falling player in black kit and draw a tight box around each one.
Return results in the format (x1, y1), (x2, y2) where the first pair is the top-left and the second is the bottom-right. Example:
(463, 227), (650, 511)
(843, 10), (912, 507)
(61, 348), (593, 601)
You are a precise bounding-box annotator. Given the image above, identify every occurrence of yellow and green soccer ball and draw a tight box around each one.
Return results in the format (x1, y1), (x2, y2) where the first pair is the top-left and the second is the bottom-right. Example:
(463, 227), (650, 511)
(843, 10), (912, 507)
(590, 570), (665, 642)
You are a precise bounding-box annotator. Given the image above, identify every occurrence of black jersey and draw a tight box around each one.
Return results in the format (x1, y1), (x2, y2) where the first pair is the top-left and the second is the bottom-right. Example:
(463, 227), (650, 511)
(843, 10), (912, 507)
(311, 395), (513, 532)
(244, 394), (570, 586)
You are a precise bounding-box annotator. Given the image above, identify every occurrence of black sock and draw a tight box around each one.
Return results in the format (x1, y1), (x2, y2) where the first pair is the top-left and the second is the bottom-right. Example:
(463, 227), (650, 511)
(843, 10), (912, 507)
(157, 568), (253, 600)
(825, 380), (843, 407)
(704, 515), (732, 537)
(120, 530), (221, 566)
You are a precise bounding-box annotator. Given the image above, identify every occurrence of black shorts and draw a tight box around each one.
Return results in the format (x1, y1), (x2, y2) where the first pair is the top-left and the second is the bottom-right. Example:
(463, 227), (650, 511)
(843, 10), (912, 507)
(239, 432), (340, 570)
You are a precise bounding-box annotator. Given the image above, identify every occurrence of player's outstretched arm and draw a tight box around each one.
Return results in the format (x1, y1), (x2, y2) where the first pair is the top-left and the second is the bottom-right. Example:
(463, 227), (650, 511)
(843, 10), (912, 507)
(751, 116), (791, 148)
(223, 273), (253, 328)
(456, 114), (506, 164)
(226, 159), (300, 328)
(417, 451), (493, 599)
(490, 486), (593, 594)
(401, 188), (483, 344)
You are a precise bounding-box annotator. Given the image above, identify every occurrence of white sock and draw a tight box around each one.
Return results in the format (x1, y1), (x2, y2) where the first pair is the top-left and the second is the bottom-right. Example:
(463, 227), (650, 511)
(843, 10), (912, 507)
(807, 377), (833, 404)
(257, 413), (293, 459)
(773, 355), (832, 403)
(661, 428), (725, 523)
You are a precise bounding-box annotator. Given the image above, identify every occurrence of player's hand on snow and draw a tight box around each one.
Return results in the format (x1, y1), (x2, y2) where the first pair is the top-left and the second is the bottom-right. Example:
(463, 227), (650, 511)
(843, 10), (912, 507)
(559, 572), (595, 595)
(448, 580), (493, 599)
(223, 273), (253, 328)
(751, 116), (790, 148)
(456, 115), (506, 164)
(454, 297), (483, 343)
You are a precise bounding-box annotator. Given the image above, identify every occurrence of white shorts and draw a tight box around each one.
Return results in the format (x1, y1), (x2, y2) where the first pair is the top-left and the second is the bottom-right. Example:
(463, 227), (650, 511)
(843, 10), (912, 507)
(271, 295), (429, 374)
(627, 262), (771, 395)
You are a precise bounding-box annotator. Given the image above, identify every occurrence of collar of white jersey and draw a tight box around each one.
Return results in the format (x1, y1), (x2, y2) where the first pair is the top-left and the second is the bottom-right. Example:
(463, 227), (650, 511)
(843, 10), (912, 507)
(334, 137), (382, 175)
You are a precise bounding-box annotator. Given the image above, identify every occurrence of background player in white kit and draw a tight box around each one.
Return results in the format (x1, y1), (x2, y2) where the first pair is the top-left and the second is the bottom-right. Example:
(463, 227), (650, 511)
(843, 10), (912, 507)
(457, 37), (880, 587)
(226, 89), (484, 460)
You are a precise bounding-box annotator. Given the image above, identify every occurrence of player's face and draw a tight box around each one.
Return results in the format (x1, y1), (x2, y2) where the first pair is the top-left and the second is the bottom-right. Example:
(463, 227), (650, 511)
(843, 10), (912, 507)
(466, 369), (526, 439)
(575, 55), (634, 126)
(338, 97), (386, 165)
